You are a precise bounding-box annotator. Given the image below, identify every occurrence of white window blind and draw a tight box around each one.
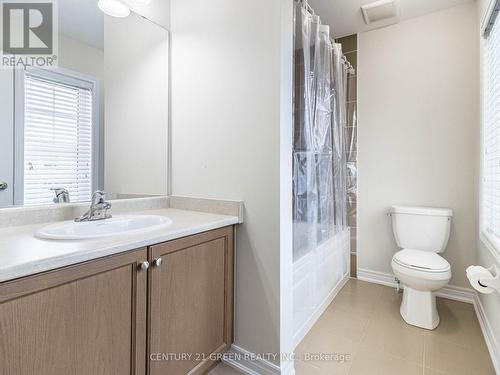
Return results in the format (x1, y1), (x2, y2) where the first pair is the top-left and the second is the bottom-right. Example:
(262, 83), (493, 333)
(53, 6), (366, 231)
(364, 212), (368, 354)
(483, 6), (500, 249)
(23, 72), (94, 205)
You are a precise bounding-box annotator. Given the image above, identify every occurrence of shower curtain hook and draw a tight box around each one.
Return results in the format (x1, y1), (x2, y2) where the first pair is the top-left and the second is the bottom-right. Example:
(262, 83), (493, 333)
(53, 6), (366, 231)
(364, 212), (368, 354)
(302, 0), (315, 16)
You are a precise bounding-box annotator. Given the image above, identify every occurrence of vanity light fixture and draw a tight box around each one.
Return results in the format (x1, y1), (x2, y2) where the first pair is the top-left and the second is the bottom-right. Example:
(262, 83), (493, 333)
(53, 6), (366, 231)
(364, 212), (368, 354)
(98, 0), (131, 18)
(98, 0), (152, 18)
(125, 0), (151, 6)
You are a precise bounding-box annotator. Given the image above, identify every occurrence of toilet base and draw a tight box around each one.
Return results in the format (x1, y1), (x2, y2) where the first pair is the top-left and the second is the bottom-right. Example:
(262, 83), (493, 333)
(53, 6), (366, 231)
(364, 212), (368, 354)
(400, 287), (440, 330)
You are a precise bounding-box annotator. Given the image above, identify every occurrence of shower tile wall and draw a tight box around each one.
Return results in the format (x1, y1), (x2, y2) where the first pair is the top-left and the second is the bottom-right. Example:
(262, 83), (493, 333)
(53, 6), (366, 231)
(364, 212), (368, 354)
(337, 34), (358, 277)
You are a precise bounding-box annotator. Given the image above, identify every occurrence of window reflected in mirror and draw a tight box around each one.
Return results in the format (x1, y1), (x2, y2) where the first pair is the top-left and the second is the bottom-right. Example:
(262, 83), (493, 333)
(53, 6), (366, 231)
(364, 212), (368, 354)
(0, 1), (169, 208)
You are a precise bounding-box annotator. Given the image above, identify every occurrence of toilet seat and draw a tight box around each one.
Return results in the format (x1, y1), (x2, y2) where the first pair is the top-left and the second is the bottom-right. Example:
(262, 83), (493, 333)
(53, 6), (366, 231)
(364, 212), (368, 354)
(393, 249), (450, 273)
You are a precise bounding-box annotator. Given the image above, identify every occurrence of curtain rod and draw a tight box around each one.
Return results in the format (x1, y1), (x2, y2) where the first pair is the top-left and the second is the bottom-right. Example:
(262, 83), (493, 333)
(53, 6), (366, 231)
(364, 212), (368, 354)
(334, 39), (356, 75)
(296, 0), (356, 75)
(296, 0), (316, 16)
(341, 55), (356, 76)
(482, 0), (500, 37)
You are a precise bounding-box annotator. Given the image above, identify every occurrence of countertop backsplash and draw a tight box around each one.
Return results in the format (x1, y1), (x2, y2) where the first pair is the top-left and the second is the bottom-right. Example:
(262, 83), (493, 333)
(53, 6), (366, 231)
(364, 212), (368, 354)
(0, 196), (244, 228)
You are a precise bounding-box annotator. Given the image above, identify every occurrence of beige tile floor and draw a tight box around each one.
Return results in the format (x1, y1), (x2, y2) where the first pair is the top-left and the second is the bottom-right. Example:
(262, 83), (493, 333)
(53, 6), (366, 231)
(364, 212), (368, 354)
(297, 279), (495, 375)
(209, 363), (244, 375)
(209, 279), (495, 375)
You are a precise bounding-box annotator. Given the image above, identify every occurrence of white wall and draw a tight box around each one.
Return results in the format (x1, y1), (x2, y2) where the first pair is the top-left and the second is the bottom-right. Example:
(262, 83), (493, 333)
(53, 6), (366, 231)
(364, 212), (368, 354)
(104, 13), (169, 196)
(280, 1), (295, 372)
(170, 0), (294, 368)
(477, 0), (500, 364)
(59, 34), (104, 80)
(131, 0), (170, 30)
(358, 3), (479, 288)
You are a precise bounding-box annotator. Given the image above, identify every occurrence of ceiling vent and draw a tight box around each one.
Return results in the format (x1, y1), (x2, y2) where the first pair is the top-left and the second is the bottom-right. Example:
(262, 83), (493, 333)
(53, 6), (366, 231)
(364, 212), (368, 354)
(361, 0), (398, 25)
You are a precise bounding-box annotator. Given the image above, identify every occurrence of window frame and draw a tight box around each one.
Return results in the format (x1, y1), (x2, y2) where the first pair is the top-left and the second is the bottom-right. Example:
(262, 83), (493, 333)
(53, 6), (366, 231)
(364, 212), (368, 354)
(14, 67), (101, 206)
(480, 0), (500, 256)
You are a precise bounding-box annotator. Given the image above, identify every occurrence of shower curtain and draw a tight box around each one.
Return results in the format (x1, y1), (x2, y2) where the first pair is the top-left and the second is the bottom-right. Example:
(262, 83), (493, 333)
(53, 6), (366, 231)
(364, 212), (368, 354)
(293, 1), (350, 344)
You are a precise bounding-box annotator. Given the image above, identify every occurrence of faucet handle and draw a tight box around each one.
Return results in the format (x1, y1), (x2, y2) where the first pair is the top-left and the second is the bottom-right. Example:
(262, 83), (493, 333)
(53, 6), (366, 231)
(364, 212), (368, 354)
(91, 190), (107, 204)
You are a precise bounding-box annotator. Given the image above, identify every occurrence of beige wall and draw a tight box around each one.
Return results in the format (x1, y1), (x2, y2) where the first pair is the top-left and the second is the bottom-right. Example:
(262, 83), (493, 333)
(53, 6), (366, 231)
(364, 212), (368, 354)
(477, 0), (500, 363)
(170, 0), (293, 364)
(358, 3), (479, 288)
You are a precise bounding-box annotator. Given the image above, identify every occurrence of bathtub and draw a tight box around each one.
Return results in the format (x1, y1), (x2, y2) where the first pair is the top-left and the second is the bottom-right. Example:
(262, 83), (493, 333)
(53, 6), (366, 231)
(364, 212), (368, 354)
(293, 227), (350, 348)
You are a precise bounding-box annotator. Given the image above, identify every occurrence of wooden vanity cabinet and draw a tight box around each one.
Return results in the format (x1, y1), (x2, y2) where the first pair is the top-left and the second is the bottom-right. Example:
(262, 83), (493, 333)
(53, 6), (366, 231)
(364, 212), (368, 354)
(148, 226), (234, 375)
(0, 226), (234, 375)
(0, 247), (148, 375)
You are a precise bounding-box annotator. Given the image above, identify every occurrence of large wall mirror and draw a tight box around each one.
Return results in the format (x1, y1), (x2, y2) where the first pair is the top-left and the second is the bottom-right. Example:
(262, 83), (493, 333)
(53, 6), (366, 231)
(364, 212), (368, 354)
(0, 0), (169, 208)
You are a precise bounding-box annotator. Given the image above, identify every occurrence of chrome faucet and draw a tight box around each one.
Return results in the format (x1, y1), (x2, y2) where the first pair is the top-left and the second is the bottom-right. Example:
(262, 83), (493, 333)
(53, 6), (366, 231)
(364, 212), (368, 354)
(51, 188), (70, 204)
(75, 191), (112, 222)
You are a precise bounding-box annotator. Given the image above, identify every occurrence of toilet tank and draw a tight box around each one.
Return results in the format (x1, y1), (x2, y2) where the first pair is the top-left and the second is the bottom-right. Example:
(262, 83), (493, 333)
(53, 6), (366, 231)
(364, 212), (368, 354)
(390, 206), (453, 253)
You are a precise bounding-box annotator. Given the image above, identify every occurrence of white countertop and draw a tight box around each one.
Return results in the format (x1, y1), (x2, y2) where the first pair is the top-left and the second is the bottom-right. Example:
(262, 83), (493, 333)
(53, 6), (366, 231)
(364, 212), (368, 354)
(0, 208), (239, 283)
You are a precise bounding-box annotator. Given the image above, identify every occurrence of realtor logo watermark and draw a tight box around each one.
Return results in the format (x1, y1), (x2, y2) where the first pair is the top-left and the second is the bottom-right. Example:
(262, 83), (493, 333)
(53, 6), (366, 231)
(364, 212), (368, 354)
(0, 0), (58, 68)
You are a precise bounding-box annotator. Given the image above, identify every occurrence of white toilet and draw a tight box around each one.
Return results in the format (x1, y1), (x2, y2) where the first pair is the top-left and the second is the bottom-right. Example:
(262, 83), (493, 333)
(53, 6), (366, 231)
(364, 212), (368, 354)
(390, 206), (453, 330)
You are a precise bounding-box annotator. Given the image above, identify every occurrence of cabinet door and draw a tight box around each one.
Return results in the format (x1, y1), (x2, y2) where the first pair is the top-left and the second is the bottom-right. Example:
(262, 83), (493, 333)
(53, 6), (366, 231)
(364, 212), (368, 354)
(149, 226), (234, 375)
(0, 248), (148, 375)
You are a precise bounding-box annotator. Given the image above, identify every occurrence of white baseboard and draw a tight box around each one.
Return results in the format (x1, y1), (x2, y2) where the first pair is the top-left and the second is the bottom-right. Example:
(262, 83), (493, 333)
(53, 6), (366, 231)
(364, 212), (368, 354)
(293, 272), (350, 349)
(223, 345), (295, 375)
(435, 285), (475, 304)
(280, 361), (296, 375)
(357, 268), (398, 288)
(473, 293), (500, 374)
(357, 268), (475, 303)
(223, 275), (349, 375)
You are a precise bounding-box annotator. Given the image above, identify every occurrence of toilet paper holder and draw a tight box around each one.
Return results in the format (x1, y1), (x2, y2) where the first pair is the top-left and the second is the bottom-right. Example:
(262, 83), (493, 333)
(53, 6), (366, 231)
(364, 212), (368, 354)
(467, 265), (500, 295)
(479, 265), (500, 289)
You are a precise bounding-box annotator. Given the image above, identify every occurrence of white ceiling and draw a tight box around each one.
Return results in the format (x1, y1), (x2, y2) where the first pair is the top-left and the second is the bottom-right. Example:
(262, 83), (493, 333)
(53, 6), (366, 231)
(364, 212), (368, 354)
(59, 0), (104, 49)
(307, 0), (474, 38)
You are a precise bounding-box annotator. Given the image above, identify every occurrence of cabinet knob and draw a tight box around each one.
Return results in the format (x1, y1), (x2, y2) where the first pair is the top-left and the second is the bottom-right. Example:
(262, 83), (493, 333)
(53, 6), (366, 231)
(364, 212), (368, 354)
(138, 261), (150, 271)
(153, 258), (163, 267)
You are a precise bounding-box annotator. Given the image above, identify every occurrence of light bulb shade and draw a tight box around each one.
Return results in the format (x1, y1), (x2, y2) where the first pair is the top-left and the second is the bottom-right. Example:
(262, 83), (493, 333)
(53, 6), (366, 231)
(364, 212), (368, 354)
(98, 0), (130, 17)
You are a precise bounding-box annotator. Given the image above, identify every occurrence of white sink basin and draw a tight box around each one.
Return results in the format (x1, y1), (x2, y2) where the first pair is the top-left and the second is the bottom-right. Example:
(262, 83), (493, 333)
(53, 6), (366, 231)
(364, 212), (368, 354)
(36, 215), (172, 240)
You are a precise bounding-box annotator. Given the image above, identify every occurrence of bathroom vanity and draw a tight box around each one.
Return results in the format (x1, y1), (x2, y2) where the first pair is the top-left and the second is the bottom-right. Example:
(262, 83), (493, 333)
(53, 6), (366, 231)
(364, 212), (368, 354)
(0, 198), (241, 375)
(0, 0), (238, 372)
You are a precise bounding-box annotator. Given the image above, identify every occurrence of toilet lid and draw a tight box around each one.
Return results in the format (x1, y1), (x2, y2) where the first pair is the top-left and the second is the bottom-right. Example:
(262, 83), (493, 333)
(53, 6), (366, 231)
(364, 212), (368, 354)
(393, 249), (450, 273)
